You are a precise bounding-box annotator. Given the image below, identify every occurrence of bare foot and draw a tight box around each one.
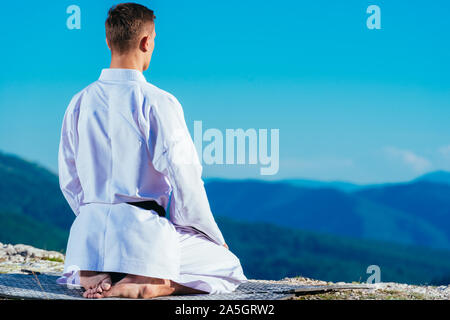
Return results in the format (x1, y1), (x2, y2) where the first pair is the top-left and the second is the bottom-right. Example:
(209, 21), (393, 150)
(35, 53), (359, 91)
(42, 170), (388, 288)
(83, 277), (113, 298)
(98, 274), (207, 299)
(80, 271), (112, 298)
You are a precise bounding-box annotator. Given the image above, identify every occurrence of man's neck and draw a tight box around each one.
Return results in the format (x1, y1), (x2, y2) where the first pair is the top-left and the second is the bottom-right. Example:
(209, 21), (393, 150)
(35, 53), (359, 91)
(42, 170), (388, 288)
(110, 52), (144, 72)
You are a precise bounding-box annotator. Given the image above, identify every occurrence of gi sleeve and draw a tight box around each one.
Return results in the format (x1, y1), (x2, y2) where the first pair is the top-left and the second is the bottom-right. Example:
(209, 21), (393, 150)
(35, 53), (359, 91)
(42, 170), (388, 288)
(148, 94), (226, 246)
(58, 97), (83, 216)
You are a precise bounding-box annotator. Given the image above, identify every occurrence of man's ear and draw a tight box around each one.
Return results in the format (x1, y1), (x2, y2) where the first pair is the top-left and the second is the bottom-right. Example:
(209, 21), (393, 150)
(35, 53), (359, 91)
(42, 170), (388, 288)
(140, 35), (150, 52)
(106, 37), (111, 50)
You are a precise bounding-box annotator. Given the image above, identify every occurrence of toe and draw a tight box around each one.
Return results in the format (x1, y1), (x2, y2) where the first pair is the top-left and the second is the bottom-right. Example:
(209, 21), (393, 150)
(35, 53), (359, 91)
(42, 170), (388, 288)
(101, 280), (112, 291)
(83, 288), (93, 298)
(88, 288), (98, 298)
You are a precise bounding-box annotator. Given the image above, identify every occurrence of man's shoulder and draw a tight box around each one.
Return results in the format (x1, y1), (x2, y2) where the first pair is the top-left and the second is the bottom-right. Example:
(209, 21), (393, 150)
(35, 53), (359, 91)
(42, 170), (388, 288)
(65, 79), (182, 116)
(66, 82), (98, 112)
(140, 81), (181, 108)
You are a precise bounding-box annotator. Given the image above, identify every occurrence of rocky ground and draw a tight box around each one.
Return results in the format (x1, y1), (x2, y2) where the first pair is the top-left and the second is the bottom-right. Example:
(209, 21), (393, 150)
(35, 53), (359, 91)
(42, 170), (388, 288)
(0, 242), (64, 275)
(1, 242), (449, 300)
(274, 277), (450, 300)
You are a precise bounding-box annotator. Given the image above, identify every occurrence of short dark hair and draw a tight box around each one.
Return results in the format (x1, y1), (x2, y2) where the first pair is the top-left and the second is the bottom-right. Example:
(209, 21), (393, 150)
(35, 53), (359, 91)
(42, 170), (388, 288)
(105, 3), (155, 53)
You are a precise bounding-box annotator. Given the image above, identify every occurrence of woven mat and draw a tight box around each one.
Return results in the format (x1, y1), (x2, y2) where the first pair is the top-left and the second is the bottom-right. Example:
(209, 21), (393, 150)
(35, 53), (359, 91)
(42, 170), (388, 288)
(0, 273), (372, 300)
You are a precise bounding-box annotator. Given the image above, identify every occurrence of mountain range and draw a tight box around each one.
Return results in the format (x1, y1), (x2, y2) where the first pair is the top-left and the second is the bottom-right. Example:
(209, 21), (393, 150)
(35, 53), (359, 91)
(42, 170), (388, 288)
(0, 150), (449, 284)
(205, 175), (450, 250)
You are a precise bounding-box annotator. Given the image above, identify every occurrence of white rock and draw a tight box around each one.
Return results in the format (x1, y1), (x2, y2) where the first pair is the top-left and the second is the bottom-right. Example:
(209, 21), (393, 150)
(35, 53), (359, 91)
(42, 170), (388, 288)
(5, 244), (16, 255)
(13, 244), (33, 257)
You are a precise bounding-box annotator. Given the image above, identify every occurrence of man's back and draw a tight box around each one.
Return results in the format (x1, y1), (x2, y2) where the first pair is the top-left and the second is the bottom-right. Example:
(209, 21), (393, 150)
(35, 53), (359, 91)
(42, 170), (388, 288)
(59, 68), (226, 246)
(64, 69), (171, 207)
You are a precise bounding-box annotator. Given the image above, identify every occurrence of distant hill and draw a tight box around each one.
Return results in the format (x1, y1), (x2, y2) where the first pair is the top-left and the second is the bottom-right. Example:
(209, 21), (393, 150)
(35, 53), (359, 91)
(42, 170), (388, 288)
(256, 170), (450, 192)
(355, 181), (450, 248)
(283, 178), (362, 192)
(0, 151), (72, 251)
(1, 151), (450, 284)
(217, 216), (450, 285)
(0, 151), (73, 231)
(207, 177), (364, 192)
(205, 179), (450, 250)
(0, 210), (68, 251)
(416, 170), (450, 185)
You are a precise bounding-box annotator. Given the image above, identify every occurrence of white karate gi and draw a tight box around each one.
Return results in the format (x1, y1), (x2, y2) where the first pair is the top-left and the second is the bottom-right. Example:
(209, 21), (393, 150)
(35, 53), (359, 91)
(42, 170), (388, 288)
(58, 68), (247, 294)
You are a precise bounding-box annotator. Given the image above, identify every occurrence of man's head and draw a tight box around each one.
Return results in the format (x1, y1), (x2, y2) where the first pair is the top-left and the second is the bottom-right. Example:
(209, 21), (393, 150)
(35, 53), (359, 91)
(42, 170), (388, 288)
(105, 3), (156, 71)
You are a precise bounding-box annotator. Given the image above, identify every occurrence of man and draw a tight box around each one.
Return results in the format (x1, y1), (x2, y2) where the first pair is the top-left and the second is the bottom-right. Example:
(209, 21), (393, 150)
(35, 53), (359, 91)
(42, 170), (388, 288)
(58, 2), (247, 299)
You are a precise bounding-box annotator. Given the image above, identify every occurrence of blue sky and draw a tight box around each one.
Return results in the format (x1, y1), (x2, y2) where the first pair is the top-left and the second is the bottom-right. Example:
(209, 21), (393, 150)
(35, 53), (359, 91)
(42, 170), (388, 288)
(0, 0), (449, 183)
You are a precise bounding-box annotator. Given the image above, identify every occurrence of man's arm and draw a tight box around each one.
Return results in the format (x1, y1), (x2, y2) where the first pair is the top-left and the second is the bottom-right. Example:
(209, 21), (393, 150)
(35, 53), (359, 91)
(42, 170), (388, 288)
(58, 99), (83, 216)
(148, 94), (226, 246)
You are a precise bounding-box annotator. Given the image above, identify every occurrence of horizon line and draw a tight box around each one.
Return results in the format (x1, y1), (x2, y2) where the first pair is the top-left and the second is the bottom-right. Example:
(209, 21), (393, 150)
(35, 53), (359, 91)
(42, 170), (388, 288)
(1, 149), (448, 187)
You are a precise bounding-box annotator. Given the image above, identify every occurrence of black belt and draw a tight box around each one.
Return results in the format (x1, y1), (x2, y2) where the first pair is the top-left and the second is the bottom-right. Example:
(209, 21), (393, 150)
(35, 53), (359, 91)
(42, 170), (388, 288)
(126, 200), (166, 217)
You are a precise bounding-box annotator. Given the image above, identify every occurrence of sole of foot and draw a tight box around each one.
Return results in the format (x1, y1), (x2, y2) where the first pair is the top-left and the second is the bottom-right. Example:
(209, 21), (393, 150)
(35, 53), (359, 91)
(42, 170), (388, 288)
(80, 271), (112, 298)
